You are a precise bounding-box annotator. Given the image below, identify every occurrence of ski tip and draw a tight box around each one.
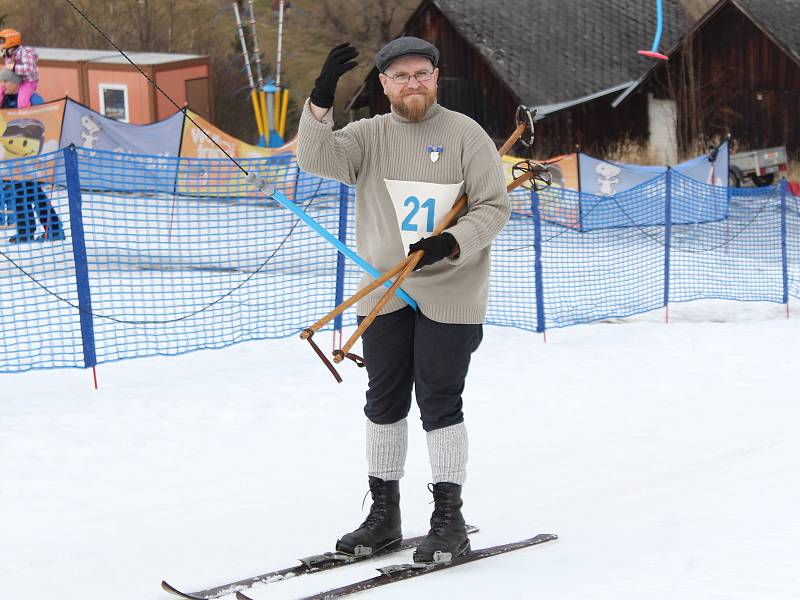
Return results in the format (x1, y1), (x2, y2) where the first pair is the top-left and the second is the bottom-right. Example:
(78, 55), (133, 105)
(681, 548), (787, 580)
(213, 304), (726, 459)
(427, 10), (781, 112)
(235, 592), (256, 600)
(160, 580), (194, 599)
(528, 533), (559, 544)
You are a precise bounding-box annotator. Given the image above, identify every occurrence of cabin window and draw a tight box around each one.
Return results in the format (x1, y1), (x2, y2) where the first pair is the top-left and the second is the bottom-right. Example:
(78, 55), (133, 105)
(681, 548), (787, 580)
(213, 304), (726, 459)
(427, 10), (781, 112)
(99, 84), (130, 122)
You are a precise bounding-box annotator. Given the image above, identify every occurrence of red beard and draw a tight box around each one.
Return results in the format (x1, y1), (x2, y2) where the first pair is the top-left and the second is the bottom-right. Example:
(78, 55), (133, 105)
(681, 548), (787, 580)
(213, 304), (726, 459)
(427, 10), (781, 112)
(389, 87), (437, 122)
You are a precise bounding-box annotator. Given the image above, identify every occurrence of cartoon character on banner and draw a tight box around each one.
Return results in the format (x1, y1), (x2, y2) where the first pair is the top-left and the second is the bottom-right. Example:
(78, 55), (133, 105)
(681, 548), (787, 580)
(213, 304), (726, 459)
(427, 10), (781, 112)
(80, 115), (102, 149)
(0, 117), (58, 161)
(596, 162), (622, 196)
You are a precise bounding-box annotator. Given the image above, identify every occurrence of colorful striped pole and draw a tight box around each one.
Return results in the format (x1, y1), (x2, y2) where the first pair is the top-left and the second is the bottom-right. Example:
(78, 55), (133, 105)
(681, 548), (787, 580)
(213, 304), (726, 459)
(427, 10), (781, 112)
(233, 2), (266, 142)
(638, 0), (669, 60)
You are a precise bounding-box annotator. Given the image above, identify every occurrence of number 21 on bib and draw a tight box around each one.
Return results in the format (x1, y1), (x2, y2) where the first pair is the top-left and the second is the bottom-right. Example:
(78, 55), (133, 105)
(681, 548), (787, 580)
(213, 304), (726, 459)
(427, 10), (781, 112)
(384, 179), (464, 252)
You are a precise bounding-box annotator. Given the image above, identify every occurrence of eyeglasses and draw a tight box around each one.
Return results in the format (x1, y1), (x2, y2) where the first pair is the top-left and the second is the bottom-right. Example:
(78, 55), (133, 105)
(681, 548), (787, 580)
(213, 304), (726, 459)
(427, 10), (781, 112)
(383, 70), (434, 85)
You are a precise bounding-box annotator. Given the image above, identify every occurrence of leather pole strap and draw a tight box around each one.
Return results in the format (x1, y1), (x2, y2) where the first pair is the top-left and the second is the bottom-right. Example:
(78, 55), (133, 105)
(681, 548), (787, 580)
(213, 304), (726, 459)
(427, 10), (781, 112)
(304, 330), (366, 383)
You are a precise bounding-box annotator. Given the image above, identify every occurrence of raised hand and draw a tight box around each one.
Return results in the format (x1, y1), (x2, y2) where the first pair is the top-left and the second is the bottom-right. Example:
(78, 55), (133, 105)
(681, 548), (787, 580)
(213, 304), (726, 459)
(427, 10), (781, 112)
(310, 43), (359, 109)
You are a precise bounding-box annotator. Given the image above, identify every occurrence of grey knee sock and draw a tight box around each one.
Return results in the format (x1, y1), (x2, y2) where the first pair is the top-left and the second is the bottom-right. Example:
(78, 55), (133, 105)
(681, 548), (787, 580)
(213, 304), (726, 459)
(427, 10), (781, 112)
(366, 418), (408, 480)
(427, 422), (468, 485)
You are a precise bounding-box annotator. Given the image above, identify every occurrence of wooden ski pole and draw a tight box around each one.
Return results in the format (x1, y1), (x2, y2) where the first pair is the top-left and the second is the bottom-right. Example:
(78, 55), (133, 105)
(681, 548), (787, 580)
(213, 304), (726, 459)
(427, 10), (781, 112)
(302, 108), (538, 381)
(300, 258), (408, 340)
(302, 120), (530, 343)
(332, 167), (537, 364)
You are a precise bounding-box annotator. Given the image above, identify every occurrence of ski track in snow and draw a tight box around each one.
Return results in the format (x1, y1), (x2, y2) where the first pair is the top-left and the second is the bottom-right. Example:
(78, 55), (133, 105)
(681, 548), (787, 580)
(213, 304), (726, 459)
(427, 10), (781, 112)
(2, 299), (800, 599)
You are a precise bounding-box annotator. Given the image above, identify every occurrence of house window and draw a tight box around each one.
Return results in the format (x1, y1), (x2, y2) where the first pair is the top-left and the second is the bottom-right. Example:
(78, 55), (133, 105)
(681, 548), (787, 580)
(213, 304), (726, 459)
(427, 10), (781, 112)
(99, 84), (129, 122)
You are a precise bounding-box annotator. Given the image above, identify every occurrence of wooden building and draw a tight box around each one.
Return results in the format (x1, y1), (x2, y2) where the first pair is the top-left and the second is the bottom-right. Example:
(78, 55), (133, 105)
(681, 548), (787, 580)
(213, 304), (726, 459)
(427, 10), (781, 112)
(35, 48), (213, 124)
(615, 0), (800, 162)
(346, 0), (685, 157)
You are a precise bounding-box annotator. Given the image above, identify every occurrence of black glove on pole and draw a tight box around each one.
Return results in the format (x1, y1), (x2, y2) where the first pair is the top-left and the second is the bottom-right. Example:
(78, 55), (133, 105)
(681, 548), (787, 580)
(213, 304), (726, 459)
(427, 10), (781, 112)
(310, 43), (359, 109)
(408, 232), (458, 270)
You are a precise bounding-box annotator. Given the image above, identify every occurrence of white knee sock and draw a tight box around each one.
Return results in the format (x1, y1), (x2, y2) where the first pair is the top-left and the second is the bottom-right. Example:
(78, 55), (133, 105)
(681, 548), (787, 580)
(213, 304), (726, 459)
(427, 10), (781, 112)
(427, 422), (468, 485)
(366, 418), (408, 481)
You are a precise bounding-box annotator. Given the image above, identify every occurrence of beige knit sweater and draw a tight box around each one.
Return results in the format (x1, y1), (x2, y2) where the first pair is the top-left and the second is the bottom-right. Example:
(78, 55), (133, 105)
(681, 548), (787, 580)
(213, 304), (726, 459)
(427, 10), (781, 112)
(297, 100), (510, 324)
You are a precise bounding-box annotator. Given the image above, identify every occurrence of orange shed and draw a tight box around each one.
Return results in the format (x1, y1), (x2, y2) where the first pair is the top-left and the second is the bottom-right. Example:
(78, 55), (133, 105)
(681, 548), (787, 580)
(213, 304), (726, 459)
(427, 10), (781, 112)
(34, 47), (213, 124)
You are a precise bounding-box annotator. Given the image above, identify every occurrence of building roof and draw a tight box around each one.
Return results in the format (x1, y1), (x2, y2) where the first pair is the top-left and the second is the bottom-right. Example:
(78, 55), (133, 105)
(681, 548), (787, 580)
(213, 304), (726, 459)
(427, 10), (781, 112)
(612, 0), (800, 107)
(428, 0), (686, 107)
(35, 47), (205, 65)
(734, 0), (800, 63)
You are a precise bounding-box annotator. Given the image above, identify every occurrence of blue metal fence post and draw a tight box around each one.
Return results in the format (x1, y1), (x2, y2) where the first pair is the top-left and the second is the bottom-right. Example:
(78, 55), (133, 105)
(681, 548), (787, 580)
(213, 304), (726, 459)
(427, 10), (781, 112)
(531, 190), (546, 334)
(780, 179), (789, 309)
(664, 169), (672, 323)
(64, 145), (97, 369)
(333, 183), (349, 333)
(576, 152), (585, 232)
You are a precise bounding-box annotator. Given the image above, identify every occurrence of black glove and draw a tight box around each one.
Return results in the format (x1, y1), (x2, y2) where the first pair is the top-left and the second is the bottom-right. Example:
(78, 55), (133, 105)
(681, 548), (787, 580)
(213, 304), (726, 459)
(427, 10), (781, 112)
(310, 43), (359, 109)
(408, 232), (458, 270)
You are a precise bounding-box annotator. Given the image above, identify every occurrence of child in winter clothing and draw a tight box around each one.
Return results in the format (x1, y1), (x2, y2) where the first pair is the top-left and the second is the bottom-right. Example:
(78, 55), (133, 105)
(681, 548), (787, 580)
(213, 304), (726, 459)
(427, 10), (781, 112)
(0, 29), (39, 108)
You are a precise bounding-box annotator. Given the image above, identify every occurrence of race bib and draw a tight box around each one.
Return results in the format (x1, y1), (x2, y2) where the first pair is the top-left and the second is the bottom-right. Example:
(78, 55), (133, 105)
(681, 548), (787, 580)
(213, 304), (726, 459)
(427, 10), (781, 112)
(384, 179), (464, 252)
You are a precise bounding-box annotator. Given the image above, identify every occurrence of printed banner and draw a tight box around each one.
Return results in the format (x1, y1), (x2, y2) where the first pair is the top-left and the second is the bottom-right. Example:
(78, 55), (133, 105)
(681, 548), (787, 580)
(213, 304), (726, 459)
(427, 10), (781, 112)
(577, 154), (668, 230)
(673, 141), (729, 186)
(502, 153), (580, 192)
(0, 100), (65, 182)
(59, 99), (183, 192)
(179, 110), (296, 160)
(671, 141), (730, 224)
(578, 154), (667, 196)
(177, 110), (298, 198)
(60, 99), (184, 156)
(502, 153), (581, 228)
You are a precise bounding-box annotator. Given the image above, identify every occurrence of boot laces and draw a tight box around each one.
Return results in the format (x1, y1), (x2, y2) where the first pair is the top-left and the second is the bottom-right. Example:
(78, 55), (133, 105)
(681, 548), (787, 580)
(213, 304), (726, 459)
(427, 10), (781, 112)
(361, 483), (390, 530)
(427, 483), (453, 535)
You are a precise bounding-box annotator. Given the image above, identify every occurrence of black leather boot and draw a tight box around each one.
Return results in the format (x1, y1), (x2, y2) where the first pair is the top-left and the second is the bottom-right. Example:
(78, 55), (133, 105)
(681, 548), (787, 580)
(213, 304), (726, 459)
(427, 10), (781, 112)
(336, 476), (402, 556)
(413, 482), (470, 563)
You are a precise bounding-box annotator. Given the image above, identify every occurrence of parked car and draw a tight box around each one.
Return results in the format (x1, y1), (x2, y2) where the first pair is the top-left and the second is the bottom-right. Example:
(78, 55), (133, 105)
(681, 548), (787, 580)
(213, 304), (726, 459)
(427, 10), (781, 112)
(729, 146), (789, 187)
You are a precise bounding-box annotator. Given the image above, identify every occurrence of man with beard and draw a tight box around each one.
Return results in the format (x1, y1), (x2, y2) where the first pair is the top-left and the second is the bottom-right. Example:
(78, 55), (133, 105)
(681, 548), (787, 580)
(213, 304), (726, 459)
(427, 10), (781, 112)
(296, 37), (510, 563)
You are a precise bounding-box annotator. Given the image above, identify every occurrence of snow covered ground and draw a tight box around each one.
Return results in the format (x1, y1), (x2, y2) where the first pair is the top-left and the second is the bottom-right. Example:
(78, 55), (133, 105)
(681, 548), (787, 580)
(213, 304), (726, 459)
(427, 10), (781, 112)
(3, 299), (800, 599)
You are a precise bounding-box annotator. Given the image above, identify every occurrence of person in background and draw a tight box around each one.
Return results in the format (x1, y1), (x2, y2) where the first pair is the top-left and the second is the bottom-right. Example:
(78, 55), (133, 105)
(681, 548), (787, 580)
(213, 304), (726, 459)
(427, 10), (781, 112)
(1, 69), (63, 243)
(0, 29), (39, 108)
(1, 68), (42, 109)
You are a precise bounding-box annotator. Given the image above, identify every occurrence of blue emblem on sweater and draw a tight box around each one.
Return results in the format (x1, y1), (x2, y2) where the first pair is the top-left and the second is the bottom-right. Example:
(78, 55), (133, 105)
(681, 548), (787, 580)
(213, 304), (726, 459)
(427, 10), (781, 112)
(427, 145), (443, 163)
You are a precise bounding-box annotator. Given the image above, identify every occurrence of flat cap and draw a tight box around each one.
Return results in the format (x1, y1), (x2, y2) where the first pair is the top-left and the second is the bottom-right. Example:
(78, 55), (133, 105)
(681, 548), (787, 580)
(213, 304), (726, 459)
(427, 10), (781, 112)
(374, 36), (439, 73)
(0, 68), (21, 84)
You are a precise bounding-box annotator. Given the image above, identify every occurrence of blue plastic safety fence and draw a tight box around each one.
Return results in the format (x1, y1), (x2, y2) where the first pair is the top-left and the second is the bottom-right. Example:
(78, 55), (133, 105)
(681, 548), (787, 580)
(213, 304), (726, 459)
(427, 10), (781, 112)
(1, 146), (798, 374)
(786, 181), (800, 300)
(670, 173), (784, 304)
(537, 175), (668, 329)
(486, 186), (542, 332)
(77, 148), (350, 365)
(0, 150), (80, 371)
